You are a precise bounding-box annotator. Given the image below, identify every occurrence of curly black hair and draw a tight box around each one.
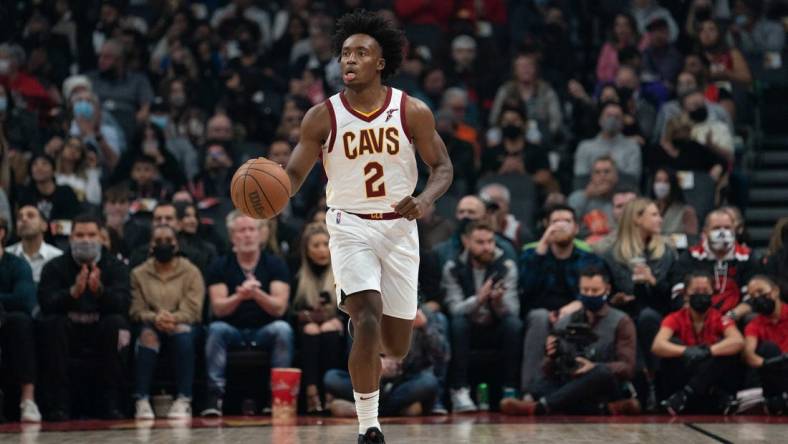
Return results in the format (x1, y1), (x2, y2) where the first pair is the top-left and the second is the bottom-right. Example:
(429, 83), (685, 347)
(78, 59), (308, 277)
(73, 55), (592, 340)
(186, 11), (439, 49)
(332, 10), (405, 80)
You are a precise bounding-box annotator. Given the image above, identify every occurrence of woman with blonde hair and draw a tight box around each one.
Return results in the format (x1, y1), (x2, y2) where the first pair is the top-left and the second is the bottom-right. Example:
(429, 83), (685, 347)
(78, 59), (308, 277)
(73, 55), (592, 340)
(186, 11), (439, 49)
(291, 222), (345, 413)
(604, 197), (678, 410)
(54, 136), (102, 205)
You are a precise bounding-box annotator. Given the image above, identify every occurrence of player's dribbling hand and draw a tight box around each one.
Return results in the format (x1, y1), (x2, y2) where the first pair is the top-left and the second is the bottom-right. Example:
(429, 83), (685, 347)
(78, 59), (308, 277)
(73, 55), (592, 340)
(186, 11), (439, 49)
(392, 196), (428, 220)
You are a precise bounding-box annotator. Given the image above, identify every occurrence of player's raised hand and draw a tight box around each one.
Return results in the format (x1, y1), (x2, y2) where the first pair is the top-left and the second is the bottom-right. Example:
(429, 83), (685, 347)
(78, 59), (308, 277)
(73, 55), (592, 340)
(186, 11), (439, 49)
(391, 196), (428, 220)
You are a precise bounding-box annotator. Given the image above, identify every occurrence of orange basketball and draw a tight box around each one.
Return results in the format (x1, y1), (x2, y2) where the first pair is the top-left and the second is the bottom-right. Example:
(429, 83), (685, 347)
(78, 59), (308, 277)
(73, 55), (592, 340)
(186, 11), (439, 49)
(230, 157), (292, 219)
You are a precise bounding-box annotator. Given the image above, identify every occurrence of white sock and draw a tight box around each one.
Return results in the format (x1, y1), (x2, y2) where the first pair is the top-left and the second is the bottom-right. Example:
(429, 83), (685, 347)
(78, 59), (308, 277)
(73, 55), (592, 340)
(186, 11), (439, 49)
(353, 390), (380, 435)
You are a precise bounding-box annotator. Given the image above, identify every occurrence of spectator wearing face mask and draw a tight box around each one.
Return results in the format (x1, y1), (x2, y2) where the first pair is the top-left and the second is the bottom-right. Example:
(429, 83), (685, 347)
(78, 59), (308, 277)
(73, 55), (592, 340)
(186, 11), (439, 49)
(130, 225), (204, 420)
(658, 89), (733, 183)
(670, 209), (758, 321)
(649, 168), (699, 249)
(148, 96), (199, 181)
(37, 214), (131, 420)
(574, 102), (641, 188)
(502, 265), (638, 416)
(67, 89), (123, 170)
(652, 271), (744, 415)
(652, 71), (732, 145)
(742, 275), (788, 415)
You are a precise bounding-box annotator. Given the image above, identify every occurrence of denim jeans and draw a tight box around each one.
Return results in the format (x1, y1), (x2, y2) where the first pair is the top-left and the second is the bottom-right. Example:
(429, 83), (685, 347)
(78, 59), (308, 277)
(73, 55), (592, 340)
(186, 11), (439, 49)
(324, 368), (440, 415)
(205, 320), (294, 394)
(133, 324), (197, 400)
(450, 314), (523, 388)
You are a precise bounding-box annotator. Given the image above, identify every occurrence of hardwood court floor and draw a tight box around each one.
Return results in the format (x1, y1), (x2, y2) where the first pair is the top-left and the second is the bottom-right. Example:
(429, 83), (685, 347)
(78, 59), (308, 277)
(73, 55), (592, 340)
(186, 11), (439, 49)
(1, 414), (787, 443)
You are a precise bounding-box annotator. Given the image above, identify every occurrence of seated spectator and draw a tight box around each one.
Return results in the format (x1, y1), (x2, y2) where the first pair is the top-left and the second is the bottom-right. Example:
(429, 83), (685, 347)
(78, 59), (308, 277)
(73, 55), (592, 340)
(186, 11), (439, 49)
(614, 65), (659, 138)
(129, 202), (215, 275)
(569, 156), (619, 239)
(653, 71), (732, 145)
(67, 89), (123, 171)
(201, 211), (293, 417)
(657, 89), (733, 182)
(0, 75), (42, 155)
(54, 136), (102, 205)
(324, 308), (446, 417)
(518, 204), (605, 396)
(573, 102), (642, 187)
(641, 17), (683, 90)
(417, 202), (455, 252)
(122, 155), (172, 204)
(433, 195), (517, 269)
(502, 265), (638, 415)
(5, 205), (62, 284)
(434, 110), (475, 196)
(649, 168), (699, 249)
(38, 214), (130, 420)
(130, 225), (204, 420)
(762, 217), (788, 295)
(148, 96), (200, 181)
(481, 106), (558, 194)
(16, 154), (81, 223)
(729, 0), (786, 58)
(652, 271), (744, 415)
(479, 183), (532, 251)
(698, 19), (753, 90)
(188, 140), (236, 202)
(442, 221), (522, 412)
(671, 209), (757, 320)
(0, 43), (52, 119)
(488, 53), (562, 146)
(631, 0), (679, 43)
(595, 13), (642, 85)
(102, 185), (146, 260)
(291, 223), (344, 413)
(111, 124), (186, 191)
(173, 201), (218, 270)
(591, 186), (638, 254)
(439, 88), (480, 157)
(721, 205), (749, 248)
(0, 217), (41, 422)
(742, 275), (788, 414)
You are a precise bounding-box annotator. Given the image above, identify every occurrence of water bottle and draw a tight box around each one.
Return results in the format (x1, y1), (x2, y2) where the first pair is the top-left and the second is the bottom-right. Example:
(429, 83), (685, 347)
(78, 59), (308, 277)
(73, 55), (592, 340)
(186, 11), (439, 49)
(476, 383), (489, 411)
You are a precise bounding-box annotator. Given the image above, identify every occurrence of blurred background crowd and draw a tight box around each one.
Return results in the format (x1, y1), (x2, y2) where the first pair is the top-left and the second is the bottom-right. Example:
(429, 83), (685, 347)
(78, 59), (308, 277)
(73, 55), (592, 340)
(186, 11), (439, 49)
(0, 0), (787, 424)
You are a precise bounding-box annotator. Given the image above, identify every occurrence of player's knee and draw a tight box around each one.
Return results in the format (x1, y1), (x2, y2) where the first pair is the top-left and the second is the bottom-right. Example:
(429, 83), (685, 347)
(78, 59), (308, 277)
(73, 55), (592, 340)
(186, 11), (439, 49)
(353, 311), (381, 337)
(303, 322), (321, 336)
(382, 342), (410, 361)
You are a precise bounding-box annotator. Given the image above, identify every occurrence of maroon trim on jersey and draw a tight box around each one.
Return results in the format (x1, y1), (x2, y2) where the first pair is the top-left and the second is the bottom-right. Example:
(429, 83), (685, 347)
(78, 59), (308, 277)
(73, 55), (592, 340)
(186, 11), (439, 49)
(325, 99), (337, 153)
(400, 91), (412, 142)
(339, 87), (392, 122)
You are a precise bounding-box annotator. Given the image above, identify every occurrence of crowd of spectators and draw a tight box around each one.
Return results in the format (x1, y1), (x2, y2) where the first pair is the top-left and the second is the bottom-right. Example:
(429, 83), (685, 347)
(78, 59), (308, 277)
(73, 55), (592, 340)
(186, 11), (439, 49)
(0, 0), (786, 422)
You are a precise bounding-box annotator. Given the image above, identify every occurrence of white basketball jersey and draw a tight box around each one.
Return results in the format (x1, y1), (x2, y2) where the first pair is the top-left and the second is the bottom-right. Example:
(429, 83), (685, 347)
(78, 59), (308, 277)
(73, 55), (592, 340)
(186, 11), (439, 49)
(322, 87), (418, 214)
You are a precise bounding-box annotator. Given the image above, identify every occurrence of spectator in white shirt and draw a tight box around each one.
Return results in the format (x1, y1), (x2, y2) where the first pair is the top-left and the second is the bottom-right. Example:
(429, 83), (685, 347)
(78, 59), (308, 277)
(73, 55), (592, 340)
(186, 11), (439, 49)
(5, 205), (63, 284)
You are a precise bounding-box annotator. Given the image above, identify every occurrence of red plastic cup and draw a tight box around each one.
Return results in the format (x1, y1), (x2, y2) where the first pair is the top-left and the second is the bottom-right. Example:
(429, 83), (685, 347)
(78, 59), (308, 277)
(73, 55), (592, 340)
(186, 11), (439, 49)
(271, 368), (302, 421)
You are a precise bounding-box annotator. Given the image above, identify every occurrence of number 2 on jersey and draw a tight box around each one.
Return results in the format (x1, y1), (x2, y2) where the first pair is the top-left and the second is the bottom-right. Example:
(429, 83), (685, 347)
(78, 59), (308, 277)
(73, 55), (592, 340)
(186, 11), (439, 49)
(364, 162), (386, 198)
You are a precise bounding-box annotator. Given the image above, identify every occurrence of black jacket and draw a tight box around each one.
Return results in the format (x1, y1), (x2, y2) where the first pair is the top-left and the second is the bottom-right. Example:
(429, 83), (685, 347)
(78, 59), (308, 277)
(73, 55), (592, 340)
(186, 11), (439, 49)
(38, 249), (130, 316)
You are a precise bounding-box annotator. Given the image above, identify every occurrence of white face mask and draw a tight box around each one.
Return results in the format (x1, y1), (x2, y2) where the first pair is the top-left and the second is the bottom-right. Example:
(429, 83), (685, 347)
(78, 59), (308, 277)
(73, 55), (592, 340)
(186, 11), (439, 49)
(653, 182), (670, 199)
(0, 59), (10, 75)
(708, 228), (735, 252)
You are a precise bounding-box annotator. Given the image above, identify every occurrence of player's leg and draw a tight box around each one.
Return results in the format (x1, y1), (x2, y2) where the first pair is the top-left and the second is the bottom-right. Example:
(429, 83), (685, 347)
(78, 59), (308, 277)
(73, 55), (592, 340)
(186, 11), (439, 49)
(380, 315), (414, 359)
(343, 290), (384, 435)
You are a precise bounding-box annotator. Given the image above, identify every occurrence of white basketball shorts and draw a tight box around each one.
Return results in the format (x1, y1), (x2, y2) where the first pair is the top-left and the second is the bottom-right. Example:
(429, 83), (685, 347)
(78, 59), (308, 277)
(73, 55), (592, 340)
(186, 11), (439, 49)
(325, 208), (420, 320)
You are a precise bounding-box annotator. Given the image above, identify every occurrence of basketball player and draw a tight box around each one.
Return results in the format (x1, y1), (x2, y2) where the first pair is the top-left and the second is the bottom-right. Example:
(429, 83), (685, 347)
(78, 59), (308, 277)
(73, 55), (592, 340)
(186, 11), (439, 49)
(284, 10), (453, 444)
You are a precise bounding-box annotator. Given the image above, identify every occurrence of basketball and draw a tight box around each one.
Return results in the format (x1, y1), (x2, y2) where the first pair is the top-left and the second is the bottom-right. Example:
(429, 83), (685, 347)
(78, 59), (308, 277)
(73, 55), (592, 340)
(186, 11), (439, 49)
(230, 157), (291, 219)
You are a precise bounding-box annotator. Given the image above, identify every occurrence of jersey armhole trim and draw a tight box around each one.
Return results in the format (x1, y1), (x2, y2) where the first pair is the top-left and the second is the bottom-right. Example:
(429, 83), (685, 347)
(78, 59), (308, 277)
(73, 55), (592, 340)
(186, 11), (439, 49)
(325, 99), (337, 153)
(400, 91), (412, 142)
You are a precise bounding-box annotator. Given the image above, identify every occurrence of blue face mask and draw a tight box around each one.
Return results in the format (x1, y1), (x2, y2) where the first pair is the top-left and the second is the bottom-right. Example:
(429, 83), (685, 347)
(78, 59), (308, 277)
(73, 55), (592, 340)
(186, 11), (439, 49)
(578, 292), (608, 312)
(73, 100), (94, 120)
(150, 114), (168, 129)
(0, 97), (7, 112)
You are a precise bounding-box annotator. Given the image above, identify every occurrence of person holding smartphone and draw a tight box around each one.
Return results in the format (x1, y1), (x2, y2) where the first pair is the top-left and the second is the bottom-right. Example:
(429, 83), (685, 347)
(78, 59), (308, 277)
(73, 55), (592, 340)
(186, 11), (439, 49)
(291, 223), (345, 413)
(442, 220), (522, 412)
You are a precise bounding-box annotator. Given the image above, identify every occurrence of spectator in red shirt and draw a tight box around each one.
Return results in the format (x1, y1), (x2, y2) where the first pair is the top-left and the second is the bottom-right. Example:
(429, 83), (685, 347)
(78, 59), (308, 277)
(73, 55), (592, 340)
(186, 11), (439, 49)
(743, 275), (788, 415)
(670, 209), (758, 319)
(652, 270), (744, 415)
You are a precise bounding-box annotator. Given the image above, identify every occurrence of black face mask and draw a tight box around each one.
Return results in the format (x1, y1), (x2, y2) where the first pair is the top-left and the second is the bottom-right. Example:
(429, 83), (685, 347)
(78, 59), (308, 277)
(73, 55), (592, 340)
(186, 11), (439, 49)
(689, 293), (712, 313)
(501, 124), (523, 140)
(751, 296), (776, 316)
(152, 244), (176, 263)
(689, 106), (708, 123)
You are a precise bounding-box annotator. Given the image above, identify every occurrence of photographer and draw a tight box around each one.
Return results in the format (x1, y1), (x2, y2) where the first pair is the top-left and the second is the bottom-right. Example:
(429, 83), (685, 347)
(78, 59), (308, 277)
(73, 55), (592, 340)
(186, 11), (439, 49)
(518, 204), (605, 397)
(502, 266), (638, 415)
(742, 275), (788, 415)
(443, 221), (521, 412)
(652, 271), (744, 415)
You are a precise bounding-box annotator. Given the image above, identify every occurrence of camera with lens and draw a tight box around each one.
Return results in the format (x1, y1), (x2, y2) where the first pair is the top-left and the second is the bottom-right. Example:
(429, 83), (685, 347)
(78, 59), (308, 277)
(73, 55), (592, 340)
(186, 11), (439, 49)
(551, 321), (598, 378)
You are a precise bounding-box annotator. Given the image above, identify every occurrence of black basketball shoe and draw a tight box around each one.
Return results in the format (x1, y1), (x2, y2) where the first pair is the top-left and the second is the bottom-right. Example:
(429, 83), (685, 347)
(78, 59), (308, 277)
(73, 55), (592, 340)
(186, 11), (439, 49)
(358, 427), (385, 443)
